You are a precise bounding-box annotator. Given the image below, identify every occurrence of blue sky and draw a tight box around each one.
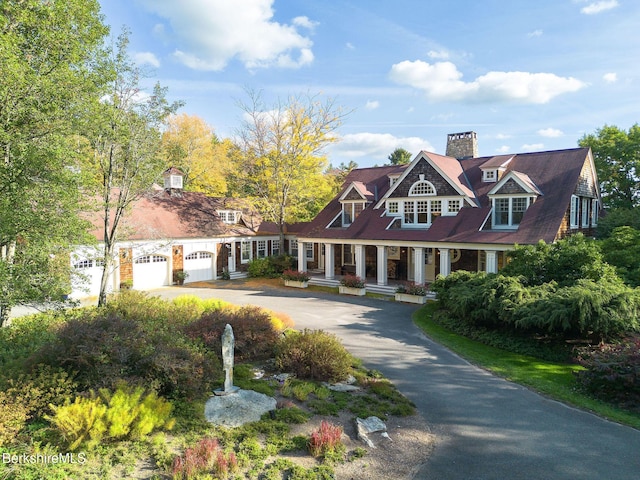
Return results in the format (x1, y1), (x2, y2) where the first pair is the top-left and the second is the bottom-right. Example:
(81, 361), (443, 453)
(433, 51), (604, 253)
(98, 0), (639, 168)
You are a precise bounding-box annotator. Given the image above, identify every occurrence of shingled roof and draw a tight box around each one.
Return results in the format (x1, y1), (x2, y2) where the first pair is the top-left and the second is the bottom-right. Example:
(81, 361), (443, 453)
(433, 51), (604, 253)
(300, 147), (594, 245)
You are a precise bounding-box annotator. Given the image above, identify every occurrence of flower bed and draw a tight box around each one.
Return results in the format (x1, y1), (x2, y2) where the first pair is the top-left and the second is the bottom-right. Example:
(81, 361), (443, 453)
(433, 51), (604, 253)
(282, 269), (311, 288)
(394, 282), (428, 304)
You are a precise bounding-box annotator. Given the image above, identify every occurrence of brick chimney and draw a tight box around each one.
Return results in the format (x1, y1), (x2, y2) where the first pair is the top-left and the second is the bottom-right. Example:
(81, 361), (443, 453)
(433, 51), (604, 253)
(446, 131), (478, 159)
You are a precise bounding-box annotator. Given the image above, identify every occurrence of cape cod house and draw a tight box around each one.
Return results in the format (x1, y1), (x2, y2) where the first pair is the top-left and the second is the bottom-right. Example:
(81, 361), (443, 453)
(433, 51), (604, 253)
(295, 132), (601, 291)
(70, 168), (297, 299)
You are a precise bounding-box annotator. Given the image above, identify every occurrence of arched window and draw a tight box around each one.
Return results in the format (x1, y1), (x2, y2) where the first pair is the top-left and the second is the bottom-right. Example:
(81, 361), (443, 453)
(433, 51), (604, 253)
(409, 180), (436, 196)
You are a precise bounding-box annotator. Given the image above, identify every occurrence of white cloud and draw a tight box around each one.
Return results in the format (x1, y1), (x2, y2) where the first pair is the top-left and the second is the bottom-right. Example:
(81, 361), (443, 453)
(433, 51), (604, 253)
(292, 16), (318, 30)
(527, 29), (543, 37)
(427, 50), (449, 59)
(328, 133), (433, 161)
(495, 133), (511, 140)
(496, 145), (511, 153)
(603, 72), (617, 83)
(389, 60), (586, 104)
(538, 127), (564, 138)
(521, 143), (545, 151)
(580, 0), (619, 15)
(365, 100), (380, 110)
(139, 0), (314, 71)
(345, 42), (355, 50)
(133, 52), (160, 68)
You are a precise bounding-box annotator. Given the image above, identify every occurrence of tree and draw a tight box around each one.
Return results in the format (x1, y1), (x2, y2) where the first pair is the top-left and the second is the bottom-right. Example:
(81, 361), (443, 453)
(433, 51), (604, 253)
(234, 90), (347, 242)
(388, 148), (412, 165)
(83, 31), (182, 307)
(579, 124), (640, 209)
(0, 0), (108, 324)
(161, 114), (232, 196)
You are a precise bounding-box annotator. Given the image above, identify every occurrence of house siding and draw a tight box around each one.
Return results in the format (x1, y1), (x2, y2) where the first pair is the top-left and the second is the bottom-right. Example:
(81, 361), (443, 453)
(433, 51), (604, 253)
(495, 178), (527, 195)
(343, 188), (364, 201)
(119, 248), (133, 285)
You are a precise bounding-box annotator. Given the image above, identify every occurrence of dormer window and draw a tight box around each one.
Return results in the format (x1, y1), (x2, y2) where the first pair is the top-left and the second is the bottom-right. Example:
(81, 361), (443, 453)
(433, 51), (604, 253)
(342, 201), (365, 226)
(218, 210), (241, 224)
(163, 167), (185, 189)
(483, 170), (497, 182)
(492, 196), (533, 228)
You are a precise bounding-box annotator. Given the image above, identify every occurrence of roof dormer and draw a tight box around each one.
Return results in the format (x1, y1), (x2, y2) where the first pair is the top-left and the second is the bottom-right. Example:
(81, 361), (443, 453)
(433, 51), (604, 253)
(163, 167), (184, 190)
(480, 155), (513, 182)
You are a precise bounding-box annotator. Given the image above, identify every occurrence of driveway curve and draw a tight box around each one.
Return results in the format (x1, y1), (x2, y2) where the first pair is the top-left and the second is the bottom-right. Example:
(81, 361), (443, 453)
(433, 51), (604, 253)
(153, 285), (640, 480)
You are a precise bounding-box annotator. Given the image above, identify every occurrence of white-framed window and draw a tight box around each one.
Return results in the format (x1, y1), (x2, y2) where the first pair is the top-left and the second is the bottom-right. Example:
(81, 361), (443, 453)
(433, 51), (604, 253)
(581, 198), (590, 227)
(570, 195), (580, 228)
(290, 239), (298, 256)
(342, 202), (365, 226)
(403, 201), (415, 224)
(272, 240), (280, 256)
(218, 210), (240, 224)
(401, 198), (447, 227)
(483, 170), (496, 182)
(409, 180), (436, 196)
(387, 201), (399, 215)
(417, 200), (429, 224)
(73, 259), (93, 269)
(447, 199), (461, 213)
(241, 241), (251, 263)
(135, 256), (150, 264)
(591, 199), (599, 226)
(343, 244), (355, 265)
(257, 240), (267, 258)
(306, 243), (314, 260)
(492, 197), (530, 228)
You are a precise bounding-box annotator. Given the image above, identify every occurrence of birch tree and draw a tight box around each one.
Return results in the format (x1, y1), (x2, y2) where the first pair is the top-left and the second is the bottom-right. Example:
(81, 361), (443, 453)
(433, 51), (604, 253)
(84, 31), (182, 307)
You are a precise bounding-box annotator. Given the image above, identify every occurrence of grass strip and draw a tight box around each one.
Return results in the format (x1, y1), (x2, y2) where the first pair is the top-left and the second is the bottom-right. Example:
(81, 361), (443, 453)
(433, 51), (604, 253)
(413, 302), (640, 430)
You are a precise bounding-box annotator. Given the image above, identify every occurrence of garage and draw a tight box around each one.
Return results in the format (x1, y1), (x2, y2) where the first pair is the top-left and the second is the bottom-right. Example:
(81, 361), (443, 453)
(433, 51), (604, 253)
(133, 255), (170, 290)
(71, 259), (105, 299)
(184, 251), (214, 282)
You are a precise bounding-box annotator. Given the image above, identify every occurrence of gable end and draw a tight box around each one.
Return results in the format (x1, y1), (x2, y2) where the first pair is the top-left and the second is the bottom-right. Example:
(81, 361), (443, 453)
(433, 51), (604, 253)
(389, 158), (458, 198)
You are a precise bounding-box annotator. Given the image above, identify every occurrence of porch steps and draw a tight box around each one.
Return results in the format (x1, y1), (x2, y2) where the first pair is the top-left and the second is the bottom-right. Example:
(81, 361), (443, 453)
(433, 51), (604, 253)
(364, 283), (397, 296)
(308, 277), (339, 288)
(228, 271), (248, 280)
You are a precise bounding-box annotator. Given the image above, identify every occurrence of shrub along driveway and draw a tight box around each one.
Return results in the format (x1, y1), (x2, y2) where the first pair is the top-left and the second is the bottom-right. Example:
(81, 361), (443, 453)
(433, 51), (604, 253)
(154, 285), (640, 480)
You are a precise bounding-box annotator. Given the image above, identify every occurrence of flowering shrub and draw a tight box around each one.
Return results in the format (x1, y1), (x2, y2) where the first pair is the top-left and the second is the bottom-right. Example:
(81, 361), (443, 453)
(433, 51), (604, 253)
(171, 437), (238, 480)
(340, 275), (365, 288)
(282, 269), (311, 282)
(395, 282), (428, 296)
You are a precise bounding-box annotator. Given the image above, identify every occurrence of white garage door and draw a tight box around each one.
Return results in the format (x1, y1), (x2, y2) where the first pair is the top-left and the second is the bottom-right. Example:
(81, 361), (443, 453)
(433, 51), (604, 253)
(133, 255), (169, 290)
(184, 251), (214, 282)
(71, 259), (104, 299)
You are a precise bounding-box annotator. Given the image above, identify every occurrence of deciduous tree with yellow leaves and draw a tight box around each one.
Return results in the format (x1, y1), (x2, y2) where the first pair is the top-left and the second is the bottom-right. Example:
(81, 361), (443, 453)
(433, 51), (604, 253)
(234, 90), (348, 245)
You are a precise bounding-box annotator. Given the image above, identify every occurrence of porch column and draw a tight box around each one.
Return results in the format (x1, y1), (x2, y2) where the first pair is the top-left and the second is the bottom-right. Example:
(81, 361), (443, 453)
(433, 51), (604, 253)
(355, 244), (366, 280)
(376, 246), (388, 286)
(324, 243), (335, 280)
(485, 250), (499, 274)
(439, 248), (451, 277)
(297, 241), (307, 272)
(212, 247), (218, 280)
(413, 247), (425, 285)
(227, 241), (236, 273)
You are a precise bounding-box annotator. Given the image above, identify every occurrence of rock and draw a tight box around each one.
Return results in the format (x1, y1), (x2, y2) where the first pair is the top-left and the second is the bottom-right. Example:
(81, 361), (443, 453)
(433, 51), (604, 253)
(356, 416), (388, 448)
(274, 373), (292, 383)
(204, 389), (277, 427)
(328, 383), (361, 392)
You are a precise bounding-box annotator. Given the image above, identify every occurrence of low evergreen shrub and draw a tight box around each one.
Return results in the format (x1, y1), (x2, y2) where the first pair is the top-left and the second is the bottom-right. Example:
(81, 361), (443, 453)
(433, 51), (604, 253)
(276, 329), (353, 382)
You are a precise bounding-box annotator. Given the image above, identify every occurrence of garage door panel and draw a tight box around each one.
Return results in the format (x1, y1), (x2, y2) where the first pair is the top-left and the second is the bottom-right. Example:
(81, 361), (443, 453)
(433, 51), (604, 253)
(133, 255), (169, 289)
(184, 251), (214, 282)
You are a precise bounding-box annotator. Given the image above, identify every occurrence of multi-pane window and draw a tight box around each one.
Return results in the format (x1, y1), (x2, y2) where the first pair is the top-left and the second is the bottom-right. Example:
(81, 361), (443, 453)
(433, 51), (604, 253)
(257, 240), (267, 258)
(409, 181), (435, 196)
(591, 199), (599, 226)
(430, 200), (442, 220)
(135, 255), (166, 264)
(241, 241), (251, 263)
(403, 201), (415, 224)
(417, 201), (429, 224)
(343, 245), (354, 265)
(388, 201), (399, 214)
(494, 198), (510, 226)
(448, 199), (461, 213)
(511, 198), (527, 225)
(73, 259), (93, 269)
(218, 210), (239, 224)
(186, 252), (212, 260)
(290, 239), (298, 256)
(342, 202), (365, 226)
(306, 243), (314, 259)
(272, 240), (280, 256)
(493, 197), (530, 228)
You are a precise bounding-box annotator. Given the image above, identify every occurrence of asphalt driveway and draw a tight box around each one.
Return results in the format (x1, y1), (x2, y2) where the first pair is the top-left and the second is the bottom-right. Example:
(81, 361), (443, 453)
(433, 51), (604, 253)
(153, 284), (640, 480)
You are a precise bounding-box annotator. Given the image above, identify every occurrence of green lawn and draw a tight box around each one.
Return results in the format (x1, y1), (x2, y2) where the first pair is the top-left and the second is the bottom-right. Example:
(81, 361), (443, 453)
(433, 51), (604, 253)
(413, 302), (640, 430)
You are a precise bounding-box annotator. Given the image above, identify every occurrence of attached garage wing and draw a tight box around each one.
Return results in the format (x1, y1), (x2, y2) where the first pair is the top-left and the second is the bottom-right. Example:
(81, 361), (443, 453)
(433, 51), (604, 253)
(184, 251), (214, 282)
(133, 255), (169, 290)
